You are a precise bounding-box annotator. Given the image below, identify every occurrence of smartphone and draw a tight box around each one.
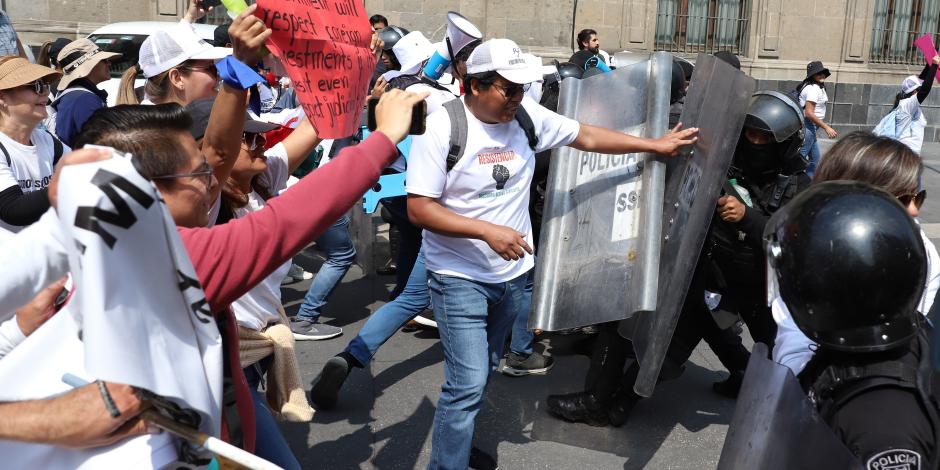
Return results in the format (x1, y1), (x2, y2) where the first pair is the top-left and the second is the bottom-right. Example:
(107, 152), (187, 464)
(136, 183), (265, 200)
(201, 0), (223, 8)
(367, 97), (427, 135)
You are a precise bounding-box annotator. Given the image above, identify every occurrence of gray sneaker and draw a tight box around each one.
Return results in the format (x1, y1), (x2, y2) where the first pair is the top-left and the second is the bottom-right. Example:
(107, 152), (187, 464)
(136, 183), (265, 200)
(290, 318), (343, 341)
(501, 351), (555, 377)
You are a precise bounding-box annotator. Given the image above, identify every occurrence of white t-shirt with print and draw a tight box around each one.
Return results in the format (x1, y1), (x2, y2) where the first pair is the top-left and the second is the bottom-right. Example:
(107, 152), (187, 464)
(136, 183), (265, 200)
(209, 143), (292, 331)
(387, 83), (458, 173)
(799, 84), (828, 120)
(896, 95), (927, 155)
(406, 97), (581, 283)
(0, 129), (70, 233)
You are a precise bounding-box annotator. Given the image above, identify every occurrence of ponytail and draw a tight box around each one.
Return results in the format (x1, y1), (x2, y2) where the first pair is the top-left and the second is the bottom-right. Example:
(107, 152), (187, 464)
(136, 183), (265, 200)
(36, 42), (54, 68)
(117, 65), (142, 105)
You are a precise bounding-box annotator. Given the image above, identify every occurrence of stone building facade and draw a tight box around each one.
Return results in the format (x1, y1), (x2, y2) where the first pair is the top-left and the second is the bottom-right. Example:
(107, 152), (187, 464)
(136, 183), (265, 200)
(9, 0), (940, 140)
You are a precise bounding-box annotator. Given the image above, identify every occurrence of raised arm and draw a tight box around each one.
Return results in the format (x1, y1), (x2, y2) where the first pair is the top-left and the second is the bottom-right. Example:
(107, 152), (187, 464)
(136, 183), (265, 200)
(279, 117), (322, 174)
(571, 122), (698, 156)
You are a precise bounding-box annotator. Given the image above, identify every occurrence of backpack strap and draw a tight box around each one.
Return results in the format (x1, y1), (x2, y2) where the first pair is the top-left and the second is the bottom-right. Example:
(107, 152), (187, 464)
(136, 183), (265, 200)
(46, 131), (64, 166)
(0, 139), (9, 167)
(444, 99), (469, 172)
(514, 106), (539, 151)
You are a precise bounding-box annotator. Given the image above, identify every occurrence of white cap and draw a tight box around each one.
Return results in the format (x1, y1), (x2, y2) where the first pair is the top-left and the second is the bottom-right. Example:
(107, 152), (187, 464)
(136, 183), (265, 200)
(392, 31), (435, 75)
(902, 75), (924, 94)
(139, 23), (232, 78)
(466, 38), (543, 84)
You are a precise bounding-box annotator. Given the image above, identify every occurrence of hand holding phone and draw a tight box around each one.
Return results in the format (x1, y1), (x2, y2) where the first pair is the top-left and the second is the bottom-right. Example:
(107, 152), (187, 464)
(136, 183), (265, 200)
(367, 90), (428, 140)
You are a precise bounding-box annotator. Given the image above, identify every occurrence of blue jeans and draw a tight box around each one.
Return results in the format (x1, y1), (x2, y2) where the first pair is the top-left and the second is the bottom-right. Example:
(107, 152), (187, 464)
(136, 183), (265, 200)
(427, 271), (530, 470)
(381, 196), (423, 299)
(345, 249), (430, 366)
(244, 360), (301, 470)
(297, 215), (356, 321)
(509, 270), (536, 356)
(800, 118), (821, 177)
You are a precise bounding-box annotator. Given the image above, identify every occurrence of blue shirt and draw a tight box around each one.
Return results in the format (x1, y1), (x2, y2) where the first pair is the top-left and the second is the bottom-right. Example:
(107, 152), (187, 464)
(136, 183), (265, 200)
(54, 86), (105, 147)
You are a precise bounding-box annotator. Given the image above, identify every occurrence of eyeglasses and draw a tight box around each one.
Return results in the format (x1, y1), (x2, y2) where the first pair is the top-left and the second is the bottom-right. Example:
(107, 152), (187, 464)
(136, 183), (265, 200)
(21, 80), (51, 95)
(898, 189), (927, 209)
(242, 132), (266, 151)
(179, 63), (219, 78)
(152, 160), (213, 187)
(492, 82), (530, 100)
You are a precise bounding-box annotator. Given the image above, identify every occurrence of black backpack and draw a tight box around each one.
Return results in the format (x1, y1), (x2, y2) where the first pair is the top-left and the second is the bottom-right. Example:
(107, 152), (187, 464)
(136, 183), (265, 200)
(441, 99), (539, 172)
(386, 74), (454, 94)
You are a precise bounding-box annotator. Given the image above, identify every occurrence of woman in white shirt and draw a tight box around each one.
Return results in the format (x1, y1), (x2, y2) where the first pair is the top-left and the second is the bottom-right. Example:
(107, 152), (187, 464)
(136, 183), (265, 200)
(773, 131), (939, 374)
(797, 61), (838, 176)
(0, 56), (68, 233)
(892, 56), (940, 155)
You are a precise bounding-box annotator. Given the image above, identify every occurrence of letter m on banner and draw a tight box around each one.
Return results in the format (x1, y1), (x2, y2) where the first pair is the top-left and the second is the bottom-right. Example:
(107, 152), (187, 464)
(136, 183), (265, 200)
(74, 169), (155, 248)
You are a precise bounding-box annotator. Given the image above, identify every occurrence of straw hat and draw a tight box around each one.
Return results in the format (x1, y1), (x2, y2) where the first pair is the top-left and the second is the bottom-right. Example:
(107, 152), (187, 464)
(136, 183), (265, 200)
(0, 57), (61, 92)
(57, 38), (121, 91)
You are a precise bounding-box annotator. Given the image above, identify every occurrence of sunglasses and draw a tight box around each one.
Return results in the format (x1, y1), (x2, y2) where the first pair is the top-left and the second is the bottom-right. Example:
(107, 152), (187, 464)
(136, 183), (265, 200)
(179, 63), (219, 78)
(242, 132), (266, 151)
(21, 80), (51, 95)
(152, 160), (213, 187)
(898, 189), (927, 209)
(492, 82), (530, 99)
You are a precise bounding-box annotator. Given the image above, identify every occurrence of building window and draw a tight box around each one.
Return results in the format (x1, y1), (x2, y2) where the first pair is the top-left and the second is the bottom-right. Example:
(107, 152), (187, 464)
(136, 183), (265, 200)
(871, 0), (940, 64)
(655, 0), (751, 55)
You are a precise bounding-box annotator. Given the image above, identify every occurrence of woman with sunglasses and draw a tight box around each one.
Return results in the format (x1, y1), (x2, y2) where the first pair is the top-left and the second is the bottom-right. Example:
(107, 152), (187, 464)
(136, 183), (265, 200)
(0, 56), (68, 233)
(773, 131), (940, 374)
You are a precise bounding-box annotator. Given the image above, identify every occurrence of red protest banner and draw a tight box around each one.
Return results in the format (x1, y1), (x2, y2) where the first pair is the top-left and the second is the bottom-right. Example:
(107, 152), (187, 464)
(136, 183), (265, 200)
(256, 0), (375, 139)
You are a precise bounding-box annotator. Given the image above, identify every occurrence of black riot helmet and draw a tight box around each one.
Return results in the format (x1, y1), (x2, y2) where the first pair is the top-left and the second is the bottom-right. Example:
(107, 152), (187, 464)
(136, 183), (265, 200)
(733, 90), (806, 179)
(543, 60), (583, 85)
(764, 181), (926, 354)
(378, 26), (409, 52)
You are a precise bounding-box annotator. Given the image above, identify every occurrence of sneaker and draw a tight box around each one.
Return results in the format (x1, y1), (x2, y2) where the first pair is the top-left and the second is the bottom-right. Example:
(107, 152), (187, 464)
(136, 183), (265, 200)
(290, 318), (343, 340)
(469, 447), (498, 470)
(501, 351), (555, 377)
(412, 309), (437, 328)
(289, 263), (314, 280)
(310, 356), (350, 410)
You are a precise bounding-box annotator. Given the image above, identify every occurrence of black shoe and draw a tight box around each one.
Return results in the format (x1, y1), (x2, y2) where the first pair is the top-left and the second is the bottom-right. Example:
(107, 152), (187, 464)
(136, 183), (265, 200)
(546, 391), (609, 427)
(377, 259), (397, 275)
(607, 390), (639, 428)
(501, 351), (555, 377)
(712, 370), (745, 398)
(310, 356), (350, 410)
(469, 447), (498, 470)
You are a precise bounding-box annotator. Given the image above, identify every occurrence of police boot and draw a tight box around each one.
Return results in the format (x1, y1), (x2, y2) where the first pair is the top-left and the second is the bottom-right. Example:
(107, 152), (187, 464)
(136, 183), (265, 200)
(546, 391), (610, 427)
(607, 388), (640, 428)
(712, 370), (745, 398)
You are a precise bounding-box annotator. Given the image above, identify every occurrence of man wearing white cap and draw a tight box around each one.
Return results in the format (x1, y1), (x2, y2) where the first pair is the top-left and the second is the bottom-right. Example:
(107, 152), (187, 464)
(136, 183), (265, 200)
(406, 38), (698, 469)
(893, 55), (940, 155)
(52, 39), (121, 146)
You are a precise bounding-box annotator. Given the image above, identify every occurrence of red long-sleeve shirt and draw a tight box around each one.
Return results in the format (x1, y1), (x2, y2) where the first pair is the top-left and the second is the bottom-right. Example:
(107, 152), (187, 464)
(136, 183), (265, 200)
(178, 131), (396, 451)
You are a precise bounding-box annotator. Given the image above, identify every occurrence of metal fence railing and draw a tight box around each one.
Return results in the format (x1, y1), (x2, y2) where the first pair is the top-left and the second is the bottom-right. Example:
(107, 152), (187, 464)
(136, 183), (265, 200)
(871, 0), (940, 64)
(654, 0), (751, 55)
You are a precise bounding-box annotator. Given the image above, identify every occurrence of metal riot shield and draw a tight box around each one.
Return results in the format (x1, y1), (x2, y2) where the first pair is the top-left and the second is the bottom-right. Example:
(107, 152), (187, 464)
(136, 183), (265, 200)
(529, 52), (674, 331)
(619, 53), (755, 397)
(347, 202), (375, 278)
(718, 344), (862, 469)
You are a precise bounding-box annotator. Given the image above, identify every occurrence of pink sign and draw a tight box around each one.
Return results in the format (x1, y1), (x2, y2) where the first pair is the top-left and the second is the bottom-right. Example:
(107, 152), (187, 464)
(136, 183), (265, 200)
(914, 34), (938, 63)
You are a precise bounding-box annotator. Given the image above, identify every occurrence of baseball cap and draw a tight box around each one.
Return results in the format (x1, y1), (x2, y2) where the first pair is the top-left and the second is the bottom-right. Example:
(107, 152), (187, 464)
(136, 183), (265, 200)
(186, 98), (278, 141)
(139, 23), (232, 79)
(466, 38), (543, 84)
(902, 75), (923, 94)
(56, 38), (122, 90)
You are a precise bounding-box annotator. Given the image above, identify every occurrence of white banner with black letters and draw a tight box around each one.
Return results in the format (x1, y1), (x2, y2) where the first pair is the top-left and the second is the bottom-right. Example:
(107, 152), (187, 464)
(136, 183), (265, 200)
(0, 152), (223, 467)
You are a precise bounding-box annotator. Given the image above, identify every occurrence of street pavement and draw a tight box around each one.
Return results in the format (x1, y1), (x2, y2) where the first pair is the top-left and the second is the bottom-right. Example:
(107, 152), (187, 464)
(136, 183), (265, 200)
(275, 139), (940, 469)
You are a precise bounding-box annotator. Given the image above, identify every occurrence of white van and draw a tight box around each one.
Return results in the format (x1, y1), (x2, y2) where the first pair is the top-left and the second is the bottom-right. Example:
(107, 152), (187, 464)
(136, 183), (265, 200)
(87, 22), (219, 106)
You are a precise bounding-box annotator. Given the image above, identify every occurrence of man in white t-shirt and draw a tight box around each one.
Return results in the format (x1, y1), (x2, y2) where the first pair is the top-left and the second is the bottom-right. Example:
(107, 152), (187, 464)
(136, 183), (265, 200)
(797, 61), (837, 176)
(405, 38), (698, 469)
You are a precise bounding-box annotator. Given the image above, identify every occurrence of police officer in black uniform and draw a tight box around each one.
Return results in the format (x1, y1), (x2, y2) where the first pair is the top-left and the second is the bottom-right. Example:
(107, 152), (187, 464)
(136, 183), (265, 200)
(546, 90), (809, 426)
(765, 181), (939, 470)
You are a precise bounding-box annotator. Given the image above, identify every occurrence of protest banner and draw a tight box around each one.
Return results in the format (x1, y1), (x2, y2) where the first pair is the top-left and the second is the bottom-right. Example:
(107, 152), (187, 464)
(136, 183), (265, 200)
(256, 0), (376, 139)
(914, 34), (940, 84)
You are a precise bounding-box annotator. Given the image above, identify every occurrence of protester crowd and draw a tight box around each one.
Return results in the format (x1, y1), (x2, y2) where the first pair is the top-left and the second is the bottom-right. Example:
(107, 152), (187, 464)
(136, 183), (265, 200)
(0, 2), (938, 469)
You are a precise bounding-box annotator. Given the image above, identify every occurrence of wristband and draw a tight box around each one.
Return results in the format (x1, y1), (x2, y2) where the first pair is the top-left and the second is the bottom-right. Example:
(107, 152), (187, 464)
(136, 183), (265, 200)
(96, 380), (122, 418)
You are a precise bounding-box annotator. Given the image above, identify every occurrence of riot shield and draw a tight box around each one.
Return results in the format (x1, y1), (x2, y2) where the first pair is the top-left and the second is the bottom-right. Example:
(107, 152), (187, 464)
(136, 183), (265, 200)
(718, 344), (862, 469)
(619, 53), (755, 397)
(347, 202), (376, 278)
(529, 52), (674, 331)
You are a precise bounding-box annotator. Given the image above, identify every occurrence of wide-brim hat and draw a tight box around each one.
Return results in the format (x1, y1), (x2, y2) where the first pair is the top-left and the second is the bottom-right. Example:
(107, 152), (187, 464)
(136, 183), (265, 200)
(0, 57), (61, 91)
(805, 60), (830, 80)
(57, 38), (121, 91)
(393, 31), (435, 75)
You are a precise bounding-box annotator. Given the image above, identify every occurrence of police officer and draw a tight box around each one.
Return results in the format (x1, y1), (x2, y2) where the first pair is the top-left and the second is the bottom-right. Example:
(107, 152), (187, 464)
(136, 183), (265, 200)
(766, 181), (939, 470)
(546, 89), (808, 426)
